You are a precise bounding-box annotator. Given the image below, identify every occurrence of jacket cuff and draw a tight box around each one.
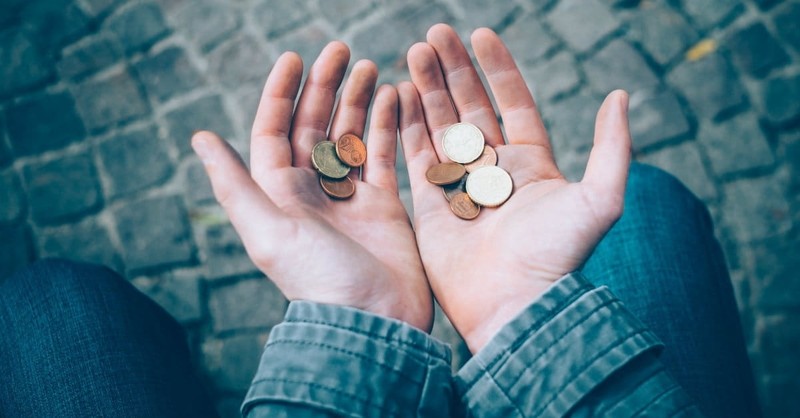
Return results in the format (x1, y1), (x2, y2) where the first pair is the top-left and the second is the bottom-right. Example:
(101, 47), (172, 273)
(242, 301), (453, 418)
(455, 272), (664, 417)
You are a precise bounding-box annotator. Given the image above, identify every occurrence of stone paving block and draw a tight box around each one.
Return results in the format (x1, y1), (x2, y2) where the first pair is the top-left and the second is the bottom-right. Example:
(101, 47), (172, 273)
(170, 0), (239, 51)
(761, 374), (800, 417)
(541, 93), (603, 155)
(165, 95), (235, 156)
(319, 0), (374, 29)
(638, 141), (718, 201)
(0, 29), (53, 98)
(757, 314), (800, 379)
(271, 22), (331, 74)
(459, 0), (519, 29)
(667, 53), (745, 120)
(351, 2), (454, 66)
(72, 68), (150, 132)
(208, 34), (272, 90)
(5, 90), (86, 157)
(37, 216), (122, 272)
(134, 47), (203, 102)
(722, 175), (791, 242)
(0, 224), (34, 281)
(773, 2), (800, 53)
(698, 112), (774, 177)
(583, 39), (659, 94)
(756, 73), (800, 126)
(546, 0), (619, 53)
(184, 159), (215, 204)
(96, 125), (173, 197)
(22, 152), (102, 225)
(783, 132), (800, 193)
(20, 0), (90, 52)
(81, 0), (125, 18)
(524, 51), (580, 101)
(0, 115), (11, 168)
(57, 34), (121, 80)
(753, 0), (780, 10)
(681, 0), (743, 30)
(202, 333), (267, 392)
(0, 170), (25, 223)
(204, 223), (259, 280)
(501, 13), (558, 65)
(725, 23), (789, 78)
(209, 278), (286, 332)
(132, 270), (203, 323)
(114, 195), (195, 271)
(629, 89), (690, 151)
(105, 2), (169, 54)
(252, 0), (312, 38)
(626, 3), (698, 65)
(745, 235), (800, 310)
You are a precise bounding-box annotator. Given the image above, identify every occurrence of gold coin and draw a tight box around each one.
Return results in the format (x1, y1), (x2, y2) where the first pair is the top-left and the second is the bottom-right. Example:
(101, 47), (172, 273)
(442, 176), (467, 201)
(426, 162), (466, 186)
(336, 134), (367, 167)
(320, 176), (355, 199)
(464, 145), (497, 173)
(442, 122), (485, 164)
(449, 192), (480, 220)
(312, 141), (350, 179)
(466, 165), (513, 207)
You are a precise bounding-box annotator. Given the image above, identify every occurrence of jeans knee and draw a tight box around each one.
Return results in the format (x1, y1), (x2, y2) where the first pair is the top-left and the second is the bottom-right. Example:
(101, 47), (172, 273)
(624, 162), (712, 227)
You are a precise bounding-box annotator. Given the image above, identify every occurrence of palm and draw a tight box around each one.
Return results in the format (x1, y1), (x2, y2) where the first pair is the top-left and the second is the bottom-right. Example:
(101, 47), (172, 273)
(398, 26), (631, 350)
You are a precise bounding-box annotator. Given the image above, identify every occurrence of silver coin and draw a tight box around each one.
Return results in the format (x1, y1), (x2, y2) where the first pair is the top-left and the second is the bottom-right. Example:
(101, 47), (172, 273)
(465, 165), (513, 207)
(442, 122), (485, 164)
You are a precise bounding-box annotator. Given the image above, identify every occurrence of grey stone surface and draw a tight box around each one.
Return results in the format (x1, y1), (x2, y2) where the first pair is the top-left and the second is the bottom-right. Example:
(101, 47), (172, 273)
(37, 216), (122, 272)
(583, 39), (659, 94)
(542, 92), (603, 155)
(81, 0), (124, 18)
(5, 90), (85, 157)
(184, 159), (215, 204)
(524, 51), (580, 101)
(57, 34), (121, 80)
(681, 0), (743, 30)
(207, 34), (272, 90)
(113, 195), (195, 271)
(667, 53), (746, 120)
(0, 170), (25, 223)
(271, 22), (331, 74)
(698, 112), (774, 177)
(169, 0), (239, 51)
(773, 2), (800, 53)
(502, 13), (558, 65)
(0, 30), (52, 98)
(22, 152), (101, 225)
(252, 0), (312, 39)
(639, 140), (718, 201)
(745, 235), (800, 310)
(203, 223), (259, 280)
(546, 0), (619, 53)
(165, 95), (235, 156)
(756, 73), (800, 126)
(626, 3), (697, 65)
(722, 174), (791, 242)
(318, 0), (374, 29)
(725, 23), (790, 78)
(209, 278), (285, 332)
(96, 125), (173, 197)
(202, 333), (267, 391)
(0, 114), (10, 168)
(629, 89), (691, 151)
(134, 47), (203, 102)
(133, 270), (203, 323)
(459, 0), (519, 29)
(20, 0), (90, 52)
(72, 68), (150, 131)
(105, 2), (169, 54)
(0, 224), (34, 281)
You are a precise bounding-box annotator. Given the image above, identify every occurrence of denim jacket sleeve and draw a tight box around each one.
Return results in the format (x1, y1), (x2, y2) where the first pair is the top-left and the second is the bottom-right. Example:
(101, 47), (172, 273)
(242, 273), (703, 417)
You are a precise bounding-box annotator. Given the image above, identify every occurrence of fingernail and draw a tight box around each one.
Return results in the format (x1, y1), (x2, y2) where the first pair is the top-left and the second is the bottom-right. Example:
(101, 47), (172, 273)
(191, 135), (213, 164)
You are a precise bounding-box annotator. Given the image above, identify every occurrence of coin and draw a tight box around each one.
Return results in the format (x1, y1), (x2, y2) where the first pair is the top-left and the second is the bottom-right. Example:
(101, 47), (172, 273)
(442, 122), (485, 164)
(336, 134), (367, 167)
(320, 176), (355, 199)
(466, 165), (513, 207)
(426, 162), (466, 186)
(464, 145), (498, 173)
(449, 192), (480, 220)
(312, 141), (350, 179)
(442, 176), (467, 201)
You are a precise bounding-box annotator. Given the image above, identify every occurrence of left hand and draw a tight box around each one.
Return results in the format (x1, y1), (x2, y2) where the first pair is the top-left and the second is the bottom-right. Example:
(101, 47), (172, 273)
(193, 42), (433, 331)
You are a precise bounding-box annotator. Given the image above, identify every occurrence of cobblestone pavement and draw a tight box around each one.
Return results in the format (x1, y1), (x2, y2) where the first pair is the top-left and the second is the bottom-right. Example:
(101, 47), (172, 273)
(1, 0), (799, 416)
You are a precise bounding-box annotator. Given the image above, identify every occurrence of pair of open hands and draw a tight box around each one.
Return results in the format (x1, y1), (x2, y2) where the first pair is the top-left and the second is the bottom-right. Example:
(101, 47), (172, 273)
(191, 24), (631, 353)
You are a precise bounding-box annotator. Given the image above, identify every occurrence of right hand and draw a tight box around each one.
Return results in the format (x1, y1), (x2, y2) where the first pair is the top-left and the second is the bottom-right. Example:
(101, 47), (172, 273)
(398, 24), (632, 352)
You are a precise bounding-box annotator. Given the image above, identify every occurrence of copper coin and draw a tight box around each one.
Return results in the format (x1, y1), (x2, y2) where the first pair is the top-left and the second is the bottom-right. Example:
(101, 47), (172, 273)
(336, 134), (367, 167)
(320, 176), (355, 199)
(449, 192), (480, 220)
(426, 162), (466, 186)
(442, 176), (467, 201)
(464, 145), (497, 173)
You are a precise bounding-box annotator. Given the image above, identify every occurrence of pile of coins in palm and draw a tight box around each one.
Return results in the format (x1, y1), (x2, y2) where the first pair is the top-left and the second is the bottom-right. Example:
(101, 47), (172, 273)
(426, 122), (512, 220)
(311, 134), (367, 199)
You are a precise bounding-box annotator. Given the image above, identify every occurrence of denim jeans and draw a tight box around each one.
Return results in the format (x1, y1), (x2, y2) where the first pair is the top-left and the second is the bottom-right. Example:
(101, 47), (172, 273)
(0, 163), (760, 417)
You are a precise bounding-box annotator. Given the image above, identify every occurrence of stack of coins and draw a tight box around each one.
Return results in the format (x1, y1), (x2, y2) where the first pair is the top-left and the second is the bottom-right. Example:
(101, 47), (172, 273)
(425, 122), (512, 220)
(311, 134), (366, 199)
